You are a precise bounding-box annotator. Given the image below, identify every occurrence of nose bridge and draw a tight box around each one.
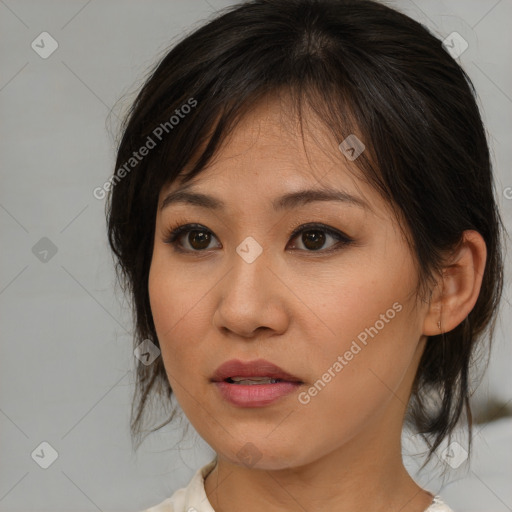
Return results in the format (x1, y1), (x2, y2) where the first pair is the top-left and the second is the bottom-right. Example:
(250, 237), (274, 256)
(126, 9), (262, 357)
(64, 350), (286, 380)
(235, 234), (265, 266)
(213, 234), (287, 336)
(228, 234), (269, 298)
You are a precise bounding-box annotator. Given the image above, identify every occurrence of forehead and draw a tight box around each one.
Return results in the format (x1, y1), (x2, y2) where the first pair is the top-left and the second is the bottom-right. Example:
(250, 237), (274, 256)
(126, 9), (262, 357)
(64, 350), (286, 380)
(162, 94), (370, 200)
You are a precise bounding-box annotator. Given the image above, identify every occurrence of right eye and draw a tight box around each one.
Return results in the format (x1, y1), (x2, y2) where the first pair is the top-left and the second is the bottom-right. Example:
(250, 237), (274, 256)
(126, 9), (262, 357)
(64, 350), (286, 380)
(163, 223), (221, 252)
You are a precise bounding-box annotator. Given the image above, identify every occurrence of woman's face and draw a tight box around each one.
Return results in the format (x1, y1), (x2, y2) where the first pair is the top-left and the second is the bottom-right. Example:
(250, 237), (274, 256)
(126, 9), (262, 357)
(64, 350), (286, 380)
(149, 96), (430, 470)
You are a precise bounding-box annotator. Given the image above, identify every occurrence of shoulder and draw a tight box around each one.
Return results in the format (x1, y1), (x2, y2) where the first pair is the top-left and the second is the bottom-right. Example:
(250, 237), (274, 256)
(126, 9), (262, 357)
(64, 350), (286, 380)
(140, 459), (218, 512)
(140, 488), (186, 512)
(424, 495), (455, 512)
(141, 497), (175, 512)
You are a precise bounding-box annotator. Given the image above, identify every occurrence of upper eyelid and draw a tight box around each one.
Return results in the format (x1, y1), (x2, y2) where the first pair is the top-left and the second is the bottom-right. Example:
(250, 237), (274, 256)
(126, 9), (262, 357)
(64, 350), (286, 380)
(288, 222), (348, 238)
(166, 222), (351, 246)
(169, 222), (346, 237)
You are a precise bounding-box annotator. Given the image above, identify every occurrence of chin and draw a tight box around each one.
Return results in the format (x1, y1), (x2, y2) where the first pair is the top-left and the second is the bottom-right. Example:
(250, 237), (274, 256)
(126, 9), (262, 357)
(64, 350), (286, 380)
(213, 435), (313, 471)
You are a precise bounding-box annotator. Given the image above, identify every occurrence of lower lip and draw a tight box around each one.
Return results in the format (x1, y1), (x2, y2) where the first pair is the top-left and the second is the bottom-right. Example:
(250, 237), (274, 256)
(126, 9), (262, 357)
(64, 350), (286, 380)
(214, 381), (302, 407)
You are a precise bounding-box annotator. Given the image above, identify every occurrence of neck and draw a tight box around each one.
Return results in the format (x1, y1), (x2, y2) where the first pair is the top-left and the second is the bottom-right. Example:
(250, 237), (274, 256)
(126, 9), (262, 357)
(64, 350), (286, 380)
(204, 421), (432, 512)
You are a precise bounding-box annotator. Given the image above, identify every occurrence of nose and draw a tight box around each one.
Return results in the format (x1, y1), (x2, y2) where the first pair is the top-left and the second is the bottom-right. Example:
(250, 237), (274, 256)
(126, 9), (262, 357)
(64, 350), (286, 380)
(212, 243), (290, 339)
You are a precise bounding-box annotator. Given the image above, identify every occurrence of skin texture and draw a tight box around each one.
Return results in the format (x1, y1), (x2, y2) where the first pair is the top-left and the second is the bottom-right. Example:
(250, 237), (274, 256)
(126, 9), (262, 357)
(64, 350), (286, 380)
(148, 95), (487, 512)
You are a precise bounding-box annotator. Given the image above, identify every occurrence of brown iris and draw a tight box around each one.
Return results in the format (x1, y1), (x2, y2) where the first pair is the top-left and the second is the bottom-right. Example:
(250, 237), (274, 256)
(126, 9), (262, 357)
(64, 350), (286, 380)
(301, 229), (326, 250)
(187, 230), (212, 250)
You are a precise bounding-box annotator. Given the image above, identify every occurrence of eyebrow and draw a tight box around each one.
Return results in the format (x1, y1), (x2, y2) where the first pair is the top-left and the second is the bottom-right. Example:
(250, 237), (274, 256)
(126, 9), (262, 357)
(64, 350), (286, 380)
(160, 184), (370, 212)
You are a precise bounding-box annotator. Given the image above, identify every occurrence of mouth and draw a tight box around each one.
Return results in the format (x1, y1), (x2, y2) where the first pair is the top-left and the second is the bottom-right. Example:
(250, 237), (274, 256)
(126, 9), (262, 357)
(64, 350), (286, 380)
(224, 376), (288, 385)
(211, 358), (304, 384)
(211, 359), (304, 407)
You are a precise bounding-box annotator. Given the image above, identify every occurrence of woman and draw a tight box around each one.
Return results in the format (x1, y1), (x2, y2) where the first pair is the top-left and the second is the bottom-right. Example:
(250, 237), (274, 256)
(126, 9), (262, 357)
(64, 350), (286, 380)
(106, 1), (504, 510)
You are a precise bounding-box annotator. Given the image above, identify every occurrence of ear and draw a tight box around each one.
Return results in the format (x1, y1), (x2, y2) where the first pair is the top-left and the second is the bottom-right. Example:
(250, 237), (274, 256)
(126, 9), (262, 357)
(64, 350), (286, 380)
(423, 230), (487, 336)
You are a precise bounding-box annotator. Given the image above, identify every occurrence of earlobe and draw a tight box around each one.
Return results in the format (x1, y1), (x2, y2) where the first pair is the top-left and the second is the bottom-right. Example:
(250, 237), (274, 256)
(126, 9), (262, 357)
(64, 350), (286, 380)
(423, 230), (487, 336)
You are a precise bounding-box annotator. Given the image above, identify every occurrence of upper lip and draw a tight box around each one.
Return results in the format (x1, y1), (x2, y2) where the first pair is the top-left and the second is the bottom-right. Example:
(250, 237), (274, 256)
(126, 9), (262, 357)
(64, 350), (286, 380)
(211, 358), (303, 383)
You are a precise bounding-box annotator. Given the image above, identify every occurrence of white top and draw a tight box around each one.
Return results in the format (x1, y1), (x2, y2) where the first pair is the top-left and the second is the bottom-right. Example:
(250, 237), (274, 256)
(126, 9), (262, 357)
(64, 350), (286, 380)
(143, 459), (454, 512)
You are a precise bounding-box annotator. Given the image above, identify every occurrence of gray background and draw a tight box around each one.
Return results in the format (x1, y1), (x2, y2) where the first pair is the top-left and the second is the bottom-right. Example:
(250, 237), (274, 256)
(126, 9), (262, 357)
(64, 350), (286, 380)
(0, 1), (511, 511)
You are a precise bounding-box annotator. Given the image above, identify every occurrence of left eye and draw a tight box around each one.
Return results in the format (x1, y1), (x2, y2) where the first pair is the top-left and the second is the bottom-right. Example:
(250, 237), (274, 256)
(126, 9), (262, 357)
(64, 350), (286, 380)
(287, 223), (353, 252)
(163, 222), (353, 253)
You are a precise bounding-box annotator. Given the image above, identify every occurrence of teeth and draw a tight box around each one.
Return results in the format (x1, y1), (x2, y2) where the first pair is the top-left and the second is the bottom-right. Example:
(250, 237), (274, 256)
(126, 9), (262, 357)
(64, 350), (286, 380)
(229, 377), (279, 384)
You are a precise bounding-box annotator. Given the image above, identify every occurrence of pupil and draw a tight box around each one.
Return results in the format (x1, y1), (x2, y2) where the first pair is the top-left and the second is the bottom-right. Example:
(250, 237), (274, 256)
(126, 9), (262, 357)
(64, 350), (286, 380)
(186, 229), (327, 251)
(303, 230), (325, 250)
(189, 230), (211, 249)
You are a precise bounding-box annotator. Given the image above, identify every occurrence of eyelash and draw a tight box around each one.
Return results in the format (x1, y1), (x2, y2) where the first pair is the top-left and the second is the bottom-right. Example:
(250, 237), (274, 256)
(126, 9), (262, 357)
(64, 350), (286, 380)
(162, 220), (354, 255)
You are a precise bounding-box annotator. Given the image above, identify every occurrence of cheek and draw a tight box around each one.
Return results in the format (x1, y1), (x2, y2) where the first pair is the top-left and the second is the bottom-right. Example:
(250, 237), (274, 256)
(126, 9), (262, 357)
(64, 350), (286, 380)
(148, 244), (213, 336)
(148, 251), (216, 396)
(297, 252), (422, 414)
(148, 255), (188, 366)
(293, 306), (420, 455)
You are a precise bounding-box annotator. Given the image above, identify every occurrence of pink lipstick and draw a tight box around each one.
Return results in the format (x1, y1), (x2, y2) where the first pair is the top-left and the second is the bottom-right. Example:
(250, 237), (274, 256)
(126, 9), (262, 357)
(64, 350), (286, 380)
(211, 358), (303, 407)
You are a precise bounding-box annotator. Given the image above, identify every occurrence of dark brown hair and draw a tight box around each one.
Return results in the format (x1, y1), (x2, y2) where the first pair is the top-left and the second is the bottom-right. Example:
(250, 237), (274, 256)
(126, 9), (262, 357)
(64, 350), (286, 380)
(106, 0), (504, 460)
